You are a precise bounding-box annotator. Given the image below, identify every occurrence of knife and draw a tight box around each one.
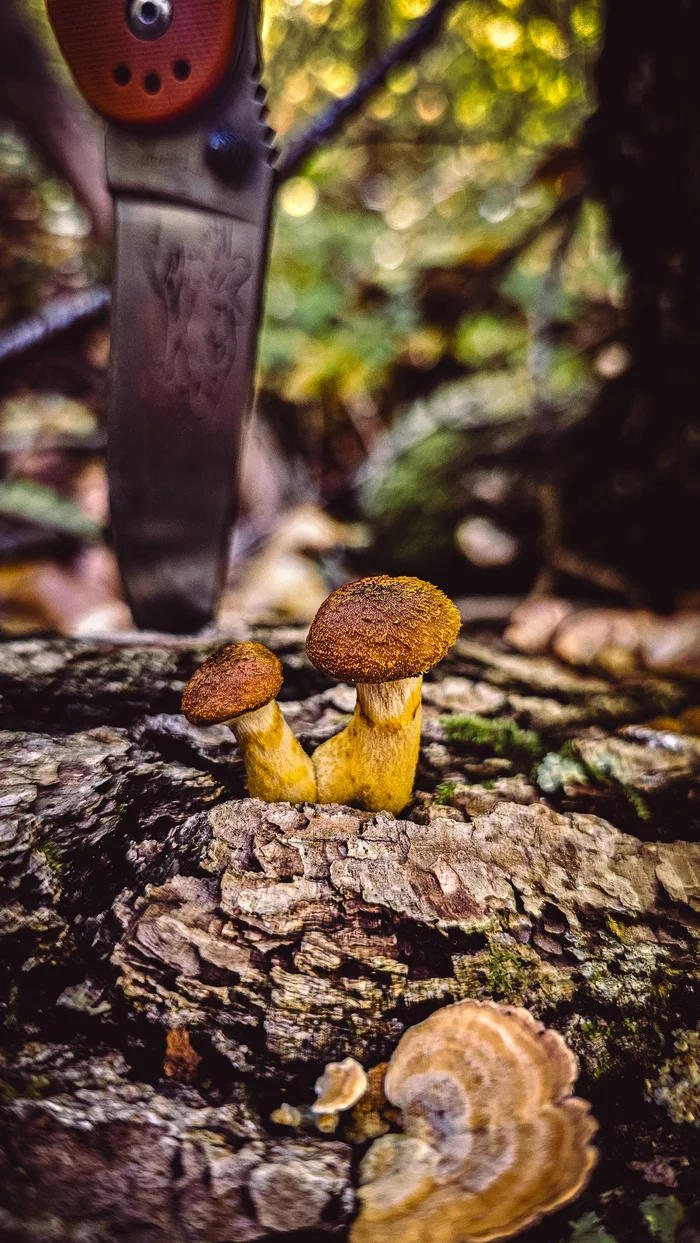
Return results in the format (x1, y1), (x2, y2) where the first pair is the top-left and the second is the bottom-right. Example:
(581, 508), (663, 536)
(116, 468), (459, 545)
(45, 0), (275, 631)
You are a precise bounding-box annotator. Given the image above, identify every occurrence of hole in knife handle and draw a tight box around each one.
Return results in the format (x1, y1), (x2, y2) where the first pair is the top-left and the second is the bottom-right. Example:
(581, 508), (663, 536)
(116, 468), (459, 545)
(47, 0), (240, 125)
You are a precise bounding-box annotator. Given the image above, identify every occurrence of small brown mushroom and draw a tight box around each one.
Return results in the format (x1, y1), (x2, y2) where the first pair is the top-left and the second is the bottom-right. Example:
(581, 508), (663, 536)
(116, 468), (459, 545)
(351, 999), (597, 1243)
(312, 1057), (368, 1117)
(182, 641), (316, 803)
(306, 576), (461, 813)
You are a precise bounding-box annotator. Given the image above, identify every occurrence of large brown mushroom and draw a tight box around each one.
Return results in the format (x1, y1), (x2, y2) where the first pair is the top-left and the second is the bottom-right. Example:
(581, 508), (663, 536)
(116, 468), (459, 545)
(182, 642), (316, 803)
(351, 999), (598, 1243)
(306, 576), (461, 813)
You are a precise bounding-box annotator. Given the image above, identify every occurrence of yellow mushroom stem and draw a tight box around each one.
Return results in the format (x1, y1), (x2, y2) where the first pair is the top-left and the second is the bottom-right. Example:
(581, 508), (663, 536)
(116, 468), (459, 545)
(312, 676), (422, 814)
(227, 700), (317, 803)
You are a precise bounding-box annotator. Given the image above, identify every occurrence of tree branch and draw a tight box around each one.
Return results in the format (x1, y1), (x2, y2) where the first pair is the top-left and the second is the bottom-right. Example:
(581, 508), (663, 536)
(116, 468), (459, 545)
(275, 0), (460, 183)
(0, 286), (110, 366)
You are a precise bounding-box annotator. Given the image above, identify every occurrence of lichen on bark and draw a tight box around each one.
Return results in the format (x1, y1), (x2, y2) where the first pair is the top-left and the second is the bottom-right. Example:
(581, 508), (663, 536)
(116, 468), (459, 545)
(1, 628), (699, 1240)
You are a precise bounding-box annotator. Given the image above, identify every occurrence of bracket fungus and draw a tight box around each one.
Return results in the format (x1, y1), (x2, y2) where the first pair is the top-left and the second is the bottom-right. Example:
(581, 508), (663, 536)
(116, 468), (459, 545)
(311, 1057), (369, 1131)
(306, 575), (461, 813)
(182, 641), (317, 803)
(351, 999), (598, 1243)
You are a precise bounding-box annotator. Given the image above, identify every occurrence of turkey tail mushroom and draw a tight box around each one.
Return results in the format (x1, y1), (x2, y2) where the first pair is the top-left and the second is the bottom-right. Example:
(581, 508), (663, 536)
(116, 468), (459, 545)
(351, 999), (598, 1243)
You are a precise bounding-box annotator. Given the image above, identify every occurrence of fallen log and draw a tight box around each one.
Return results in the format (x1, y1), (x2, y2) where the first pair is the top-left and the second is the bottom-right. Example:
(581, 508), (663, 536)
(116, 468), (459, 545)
(1, 628), (699, 1241)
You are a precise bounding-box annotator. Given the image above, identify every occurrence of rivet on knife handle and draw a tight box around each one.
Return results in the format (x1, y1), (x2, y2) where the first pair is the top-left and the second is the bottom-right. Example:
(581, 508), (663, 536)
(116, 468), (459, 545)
(46, 0), (275, 631)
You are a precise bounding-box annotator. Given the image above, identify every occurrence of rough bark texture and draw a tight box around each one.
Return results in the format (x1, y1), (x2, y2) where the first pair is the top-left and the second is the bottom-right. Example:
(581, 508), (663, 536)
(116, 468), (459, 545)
(1, 626), (700, 1241)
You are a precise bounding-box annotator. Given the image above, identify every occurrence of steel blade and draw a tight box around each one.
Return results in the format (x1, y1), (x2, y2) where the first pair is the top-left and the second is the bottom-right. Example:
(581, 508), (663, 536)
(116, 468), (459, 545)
(108, 196), (268, 632)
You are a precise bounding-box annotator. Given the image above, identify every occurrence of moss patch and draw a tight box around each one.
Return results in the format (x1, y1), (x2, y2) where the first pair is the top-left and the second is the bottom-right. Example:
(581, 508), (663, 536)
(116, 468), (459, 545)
(434, 782), (457, 805)
(568, 1214), (618, 1243)
(640, 1195), (684, 1243)
(41, 840), (66, 879)
(440, 713), (545, 771)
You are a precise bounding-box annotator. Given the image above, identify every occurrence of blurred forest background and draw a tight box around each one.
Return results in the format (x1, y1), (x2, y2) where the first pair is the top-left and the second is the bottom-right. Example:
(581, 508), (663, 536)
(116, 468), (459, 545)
(0, 0), (696, 639)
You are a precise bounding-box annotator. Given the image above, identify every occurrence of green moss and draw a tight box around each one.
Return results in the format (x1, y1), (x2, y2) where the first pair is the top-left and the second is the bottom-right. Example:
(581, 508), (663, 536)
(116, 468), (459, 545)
(0, 1080), (19, 1104)
(568, 1214), (618, 1243)
(568, 1213), (618, 1243)
(434, 782), (457, 805)
(605, 914), (631, 941)
(640, 1195), (684, 1243)
(27, 1076), (51, 1099)
(484, 944), (533, 997)
(41, 841), (66, 879)
(621, 784), (652, 822)
(452, 940), (566, 1009)
(537, 750), (589, 794)
(549, 740), (654, 825)
(440, 713), (545, 772)
(566, 1200), (684, 1243)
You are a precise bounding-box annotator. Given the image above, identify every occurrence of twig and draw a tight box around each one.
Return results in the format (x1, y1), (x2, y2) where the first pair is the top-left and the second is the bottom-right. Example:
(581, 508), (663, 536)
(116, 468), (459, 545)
(531, 479), (641, 605)
(0, 286), (111, 366)
(528, 194), (583, 437)
(491, 190), (585, 281)
(275, 0), (460, 183)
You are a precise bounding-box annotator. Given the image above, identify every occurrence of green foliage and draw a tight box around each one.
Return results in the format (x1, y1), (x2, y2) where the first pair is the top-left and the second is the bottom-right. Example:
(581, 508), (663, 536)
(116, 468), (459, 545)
(454, 312), (526, 366)
(16, 0), (626, 585)
(441, 712), (544, 770)
(0, 479), (101, 541)
(363, 426), (469, 569)
(640, 1196), (684, 1243)
(255, 0), (614, 500)
(566, 1214), (618, 1243)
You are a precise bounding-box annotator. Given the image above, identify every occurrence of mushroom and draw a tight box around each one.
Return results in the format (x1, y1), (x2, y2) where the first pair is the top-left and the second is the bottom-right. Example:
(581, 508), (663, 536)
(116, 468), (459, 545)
(351, 999), (598, 1243)
(306, 576), (461, 813)
(311, 1057), (369, 1125)
(182, 641), (316, 803)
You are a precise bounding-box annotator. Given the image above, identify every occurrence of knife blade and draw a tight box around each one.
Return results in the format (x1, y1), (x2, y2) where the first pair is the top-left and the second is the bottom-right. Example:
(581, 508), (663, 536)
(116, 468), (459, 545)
(46, 0), (275, 631)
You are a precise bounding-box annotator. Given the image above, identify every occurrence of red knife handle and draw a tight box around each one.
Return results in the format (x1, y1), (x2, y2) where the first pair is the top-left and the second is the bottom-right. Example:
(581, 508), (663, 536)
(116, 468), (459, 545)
(46, 0), (242, 127)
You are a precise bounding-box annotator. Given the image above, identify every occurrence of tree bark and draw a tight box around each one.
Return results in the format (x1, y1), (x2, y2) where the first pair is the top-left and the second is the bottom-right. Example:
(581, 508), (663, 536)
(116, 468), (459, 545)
(569, 0), (700, 608)
(1, 627), (700, 1240)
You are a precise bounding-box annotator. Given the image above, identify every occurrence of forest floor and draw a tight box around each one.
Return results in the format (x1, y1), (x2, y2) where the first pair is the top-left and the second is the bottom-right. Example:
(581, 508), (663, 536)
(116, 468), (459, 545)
(1, 621), (699, 1243)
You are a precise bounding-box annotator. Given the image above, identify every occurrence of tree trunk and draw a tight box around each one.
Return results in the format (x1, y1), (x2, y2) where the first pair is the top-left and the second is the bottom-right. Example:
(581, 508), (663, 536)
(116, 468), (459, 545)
(569, 0), (700, 608)
(1, 627), (699, 1240)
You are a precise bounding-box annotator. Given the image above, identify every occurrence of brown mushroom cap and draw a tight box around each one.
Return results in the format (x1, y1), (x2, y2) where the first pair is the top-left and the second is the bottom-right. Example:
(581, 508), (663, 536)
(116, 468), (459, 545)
(351, 999), (598, 1243)
(181, 642), (283, 725)
(306, 576), (461, 684)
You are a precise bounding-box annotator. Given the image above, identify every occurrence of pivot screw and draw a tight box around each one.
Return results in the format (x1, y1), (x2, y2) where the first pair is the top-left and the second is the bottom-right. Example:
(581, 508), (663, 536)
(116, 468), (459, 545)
(127, 0), (173, 41)
(205, 130), (252, 183)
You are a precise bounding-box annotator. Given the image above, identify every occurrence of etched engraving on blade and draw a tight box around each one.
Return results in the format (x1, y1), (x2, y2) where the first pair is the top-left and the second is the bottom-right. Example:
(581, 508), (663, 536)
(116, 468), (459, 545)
(109, 200), (267, 631)
(147, 221), (254, 422)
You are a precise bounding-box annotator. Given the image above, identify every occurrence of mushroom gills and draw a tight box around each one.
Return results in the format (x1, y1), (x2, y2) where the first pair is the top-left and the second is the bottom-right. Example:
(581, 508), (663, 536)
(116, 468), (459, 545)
(312, 676), (422, 813)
